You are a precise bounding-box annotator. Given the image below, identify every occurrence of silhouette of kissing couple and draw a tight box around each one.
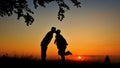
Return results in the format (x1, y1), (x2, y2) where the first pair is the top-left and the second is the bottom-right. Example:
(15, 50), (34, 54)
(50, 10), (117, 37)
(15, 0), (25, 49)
(40, 27), (72, 63)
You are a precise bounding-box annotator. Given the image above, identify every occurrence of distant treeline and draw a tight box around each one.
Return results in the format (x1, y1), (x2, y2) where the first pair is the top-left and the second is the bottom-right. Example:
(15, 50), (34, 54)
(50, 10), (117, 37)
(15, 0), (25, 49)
(0, 55), (120, 68)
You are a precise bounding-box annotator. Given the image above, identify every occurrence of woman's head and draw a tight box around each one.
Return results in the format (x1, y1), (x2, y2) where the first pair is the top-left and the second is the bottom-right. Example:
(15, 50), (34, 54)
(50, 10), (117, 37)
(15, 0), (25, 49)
(56, 29), (61, 34)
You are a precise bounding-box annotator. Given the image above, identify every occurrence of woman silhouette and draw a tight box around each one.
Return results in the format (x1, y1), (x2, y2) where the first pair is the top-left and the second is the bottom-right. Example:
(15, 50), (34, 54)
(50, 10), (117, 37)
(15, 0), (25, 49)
(54, 29), (72, 62)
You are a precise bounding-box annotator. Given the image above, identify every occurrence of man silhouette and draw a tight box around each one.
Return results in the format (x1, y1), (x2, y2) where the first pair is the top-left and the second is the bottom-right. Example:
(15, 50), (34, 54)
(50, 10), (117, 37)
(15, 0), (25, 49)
(40, 27), (56, 62)
(54, 29), (72, 63)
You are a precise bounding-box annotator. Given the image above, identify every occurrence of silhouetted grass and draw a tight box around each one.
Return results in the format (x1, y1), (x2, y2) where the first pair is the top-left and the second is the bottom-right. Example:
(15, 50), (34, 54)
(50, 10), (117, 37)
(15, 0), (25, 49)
(0, 54), (120, 68)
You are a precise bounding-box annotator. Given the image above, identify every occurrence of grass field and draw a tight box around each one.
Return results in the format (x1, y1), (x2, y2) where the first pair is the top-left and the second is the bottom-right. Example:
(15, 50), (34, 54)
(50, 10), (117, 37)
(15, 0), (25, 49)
(0, 55), (120, 68)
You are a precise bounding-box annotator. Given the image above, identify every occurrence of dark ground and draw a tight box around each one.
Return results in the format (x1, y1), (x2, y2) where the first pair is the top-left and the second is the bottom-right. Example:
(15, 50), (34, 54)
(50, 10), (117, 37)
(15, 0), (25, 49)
(0, 55), (120, 68)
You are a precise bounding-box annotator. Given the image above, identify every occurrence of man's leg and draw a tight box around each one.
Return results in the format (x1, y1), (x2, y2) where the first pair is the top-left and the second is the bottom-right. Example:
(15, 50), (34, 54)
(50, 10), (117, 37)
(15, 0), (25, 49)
(41, 46), (47, 62)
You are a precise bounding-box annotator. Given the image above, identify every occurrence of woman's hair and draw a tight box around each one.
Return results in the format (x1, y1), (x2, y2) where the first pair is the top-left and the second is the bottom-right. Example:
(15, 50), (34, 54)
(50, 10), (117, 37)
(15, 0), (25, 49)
(56, 29), (61, 34)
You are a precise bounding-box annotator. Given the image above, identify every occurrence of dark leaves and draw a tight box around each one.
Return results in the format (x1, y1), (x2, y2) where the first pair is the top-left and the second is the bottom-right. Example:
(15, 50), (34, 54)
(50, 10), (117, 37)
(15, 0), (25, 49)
(0, 0), (16, 17)
(0, 0), (34, 26)
(0, 0), (81, 26)
(70, 0), (81, 8)
(33, 0), (81, 21)
(58, 7), (65, 21)
(33, 0), (38, 9)
(23, 13), (34, 26)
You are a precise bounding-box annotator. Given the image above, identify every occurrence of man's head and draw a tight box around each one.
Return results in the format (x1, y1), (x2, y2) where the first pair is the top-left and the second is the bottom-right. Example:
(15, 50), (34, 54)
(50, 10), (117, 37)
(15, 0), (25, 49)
(51, 27), (56, 32)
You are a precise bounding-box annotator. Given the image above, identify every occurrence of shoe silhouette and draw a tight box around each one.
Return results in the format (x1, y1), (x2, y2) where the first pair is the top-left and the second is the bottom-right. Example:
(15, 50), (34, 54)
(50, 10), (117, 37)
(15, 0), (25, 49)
(65, 51), (72, 55)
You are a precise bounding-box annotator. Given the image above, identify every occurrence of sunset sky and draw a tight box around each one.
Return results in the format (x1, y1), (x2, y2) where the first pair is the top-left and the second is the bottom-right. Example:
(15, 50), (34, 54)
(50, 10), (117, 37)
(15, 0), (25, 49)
(0, 0), (120, 62)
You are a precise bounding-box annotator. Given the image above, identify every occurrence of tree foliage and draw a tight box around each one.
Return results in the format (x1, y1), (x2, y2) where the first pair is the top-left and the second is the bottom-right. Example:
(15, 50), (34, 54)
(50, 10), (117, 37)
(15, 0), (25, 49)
(0, 0), (81, 26)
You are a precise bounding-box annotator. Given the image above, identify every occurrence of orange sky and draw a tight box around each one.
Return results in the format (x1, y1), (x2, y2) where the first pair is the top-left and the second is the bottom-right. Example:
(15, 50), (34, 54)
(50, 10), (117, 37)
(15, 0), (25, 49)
(0, 0), (120, 62)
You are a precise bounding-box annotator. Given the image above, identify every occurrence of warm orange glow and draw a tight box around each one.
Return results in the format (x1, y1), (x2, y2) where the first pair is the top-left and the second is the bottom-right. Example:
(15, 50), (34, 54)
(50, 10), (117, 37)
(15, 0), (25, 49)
(0, 2), (120, 62)
(66, 55), (103, 62)
(78, 56), (82, 59)
(66, 55), (89, 62)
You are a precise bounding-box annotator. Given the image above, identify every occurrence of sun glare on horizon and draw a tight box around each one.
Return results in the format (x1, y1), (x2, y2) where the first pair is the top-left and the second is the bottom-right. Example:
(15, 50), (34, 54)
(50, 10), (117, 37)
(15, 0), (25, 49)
(66, 55), (92, 62)
(78, 56), (82, 60)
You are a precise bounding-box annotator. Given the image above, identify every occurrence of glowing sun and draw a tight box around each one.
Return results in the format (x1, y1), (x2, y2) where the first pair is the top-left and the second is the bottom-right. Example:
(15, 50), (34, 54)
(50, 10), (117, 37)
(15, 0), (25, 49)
(78, 56), (82, 59)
